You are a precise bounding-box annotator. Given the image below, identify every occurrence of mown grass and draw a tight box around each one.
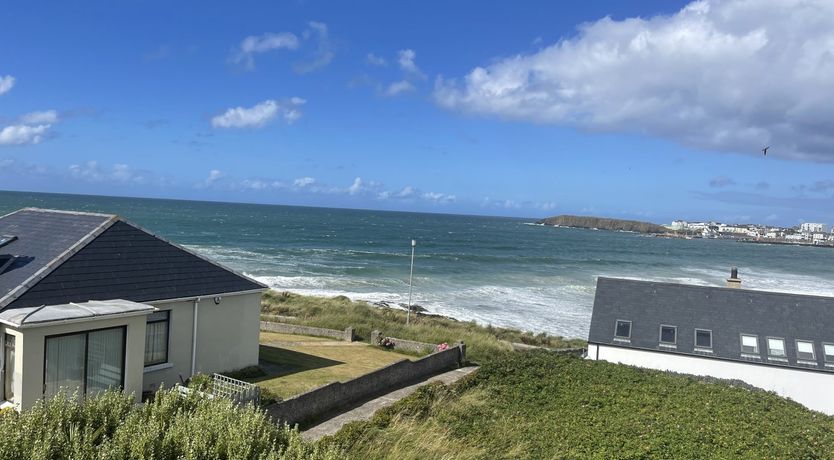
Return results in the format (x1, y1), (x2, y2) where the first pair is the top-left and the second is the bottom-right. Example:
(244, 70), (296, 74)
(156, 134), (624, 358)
(323, 352), (834, 459)
(253, 332), (415, 399)
(261, 291), (585, 363)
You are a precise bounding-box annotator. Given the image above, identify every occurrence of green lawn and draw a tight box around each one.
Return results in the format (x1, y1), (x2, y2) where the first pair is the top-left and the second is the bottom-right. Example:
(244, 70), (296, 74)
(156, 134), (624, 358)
(254, 332), (414, 399)
(323, 351), (834, 459)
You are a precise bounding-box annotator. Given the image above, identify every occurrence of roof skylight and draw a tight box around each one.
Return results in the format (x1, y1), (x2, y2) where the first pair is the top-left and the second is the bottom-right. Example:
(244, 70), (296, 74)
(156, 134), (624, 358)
(0, 235), (17, 248)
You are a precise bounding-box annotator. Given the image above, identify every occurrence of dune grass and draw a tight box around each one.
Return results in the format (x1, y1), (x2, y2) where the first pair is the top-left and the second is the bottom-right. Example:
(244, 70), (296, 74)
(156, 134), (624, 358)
(261, 291), (585, 363)
(323, 351), (834, 459)
(254, 332), (414, 399)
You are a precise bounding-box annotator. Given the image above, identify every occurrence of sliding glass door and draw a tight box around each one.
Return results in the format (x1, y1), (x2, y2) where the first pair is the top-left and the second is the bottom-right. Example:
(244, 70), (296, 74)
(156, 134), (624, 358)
(44, 327), (125, 399)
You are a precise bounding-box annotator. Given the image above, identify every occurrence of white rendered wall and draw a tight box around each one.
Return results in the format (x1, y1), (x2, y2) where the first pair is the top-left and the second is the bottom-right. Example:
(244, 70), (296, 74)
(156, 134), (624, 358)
(587, 344), (834, 415)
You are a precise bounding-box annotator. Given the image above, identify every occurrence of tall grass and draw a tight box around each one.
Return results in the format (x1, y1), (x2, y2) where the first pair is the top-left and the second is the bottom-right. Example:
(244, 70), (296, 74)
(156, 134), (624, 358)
(261, 291), (584, 362)
(0, 388), (342, 460)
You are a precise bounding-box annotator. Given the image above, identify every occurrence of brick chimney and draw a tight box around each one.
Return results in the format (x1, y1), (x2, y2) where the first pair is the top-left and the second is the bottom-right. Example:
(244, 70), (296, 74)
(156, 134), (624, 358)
(726, 267), (741, 289)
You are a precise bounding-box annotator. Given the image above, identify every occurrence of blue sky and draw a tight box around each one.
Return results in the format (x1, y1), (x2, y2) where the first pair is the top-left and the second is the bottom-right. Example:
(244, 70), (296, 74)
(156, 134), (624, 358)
(2, 0), (834, 225)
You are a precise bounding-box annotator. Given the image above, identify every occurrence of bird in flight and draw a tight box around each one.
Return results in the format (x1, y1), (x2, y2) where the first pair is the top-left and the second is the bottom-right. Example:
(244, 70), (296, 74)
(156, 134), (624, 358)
(762, 146), (770, 155)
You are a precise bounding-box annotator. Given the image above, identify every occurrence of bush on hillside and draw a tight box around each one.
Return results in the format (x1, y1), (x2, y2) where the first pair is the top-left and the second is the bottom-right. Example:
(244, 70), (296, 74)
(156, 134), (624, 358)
(0, 388), (341, 460)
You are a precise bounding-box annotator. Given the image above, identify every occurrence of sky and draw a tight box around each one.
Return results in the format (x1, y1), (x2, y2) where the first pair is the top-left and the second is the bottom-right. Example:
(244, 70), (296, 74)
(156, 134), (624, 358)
(2, 0), (834, 226)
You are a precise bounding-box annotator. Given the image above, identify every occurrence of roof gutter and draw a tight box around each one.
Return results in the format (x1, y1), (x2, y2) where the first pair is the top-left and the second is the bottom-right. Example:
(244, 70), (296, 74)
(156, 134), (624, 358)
(149, 288), (267, 306)
(1, 309), (155, 330)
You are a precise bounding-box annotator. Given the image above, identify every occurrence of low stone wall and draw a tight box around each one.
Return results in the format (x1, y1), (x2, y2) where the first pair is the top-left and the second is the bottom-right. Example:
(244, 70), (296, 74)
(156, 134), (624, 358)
(265, 342), (466, 427)
(260, 321), (355, 342)
(370, 330), (438, 355)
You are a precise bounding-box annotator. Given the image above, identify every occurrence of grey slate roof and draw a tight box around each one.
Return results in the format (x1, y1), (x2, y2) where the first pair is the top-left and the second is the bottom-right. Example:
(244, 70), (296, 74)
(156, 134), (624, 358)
(589, 277), (834, 372)
(0, 208), (266, 311)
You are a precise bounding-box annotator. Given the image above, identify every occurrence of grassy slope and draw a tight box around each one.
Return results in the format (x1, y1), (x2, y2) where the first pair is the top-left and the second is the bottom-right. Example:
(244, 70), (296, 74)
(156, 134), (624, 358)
(261, 291), (585, 363)
(325, 352), (834, 459)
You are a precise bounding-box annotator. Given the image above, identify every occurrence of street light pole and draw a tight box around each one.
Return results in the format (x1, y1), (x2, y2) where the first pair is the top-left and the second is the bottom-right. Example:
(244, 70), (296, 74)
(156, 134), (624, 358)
(406, 239), (416, 326)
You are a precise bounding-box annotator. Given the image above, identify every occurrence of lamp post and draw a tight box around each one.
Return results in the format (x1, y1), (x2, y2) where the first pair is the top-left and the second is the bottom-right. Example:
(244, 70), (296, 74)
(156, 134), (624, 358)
(406, 239), (416, 326)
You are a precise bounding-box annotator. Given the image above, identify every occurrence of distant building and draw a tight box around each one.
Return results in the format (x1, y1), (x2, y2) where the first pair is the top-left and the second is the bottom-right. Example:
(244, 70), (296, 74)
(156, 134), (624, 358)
(670, 220), (688, 231)
(801, 223), (825, 234)
(586, 273), (834, 415)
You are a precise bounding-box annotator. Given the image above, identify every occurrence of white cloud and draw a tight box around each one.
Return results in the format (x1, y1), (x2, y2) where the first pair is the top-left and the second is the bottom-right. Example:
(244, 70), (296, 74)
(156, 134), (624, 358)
(212, 100), (278, 128)
(293, 176), (316, 187)
(205, 169), (223, 186)
(398, 49), (425, 78)
(348, 177), (364, 195)
(240, 179), (286, 191)
(69, 161), (151, 184)
(385, 80), (415, 96)
(0, 124), (51, 145)
(294, 21), (335, 74)
(366, 53), (387, 66)
(231, 32), (299, 70)
(434, 0), (834, 162)
(0, 75), (14, 95)
(212, 99), (305, 128)
(421, 191), (456, 204)
(20, 110), (59, 124)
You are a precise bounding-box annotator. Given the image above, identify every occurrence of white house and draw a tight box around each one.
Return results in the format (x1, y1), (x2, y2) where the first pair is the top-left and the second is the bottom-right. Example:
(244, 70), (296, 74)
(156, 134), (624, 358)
(586, 273), (834, 415)
(1, 208), (267, 410)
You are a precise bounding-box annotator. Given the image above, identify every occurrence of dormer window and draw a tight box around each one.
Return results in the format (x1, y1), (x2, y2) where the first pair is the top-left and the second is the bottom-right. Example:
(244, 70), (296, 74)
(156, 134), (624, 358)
(614, 320), (631, 340)
(695, 329), (713, 349)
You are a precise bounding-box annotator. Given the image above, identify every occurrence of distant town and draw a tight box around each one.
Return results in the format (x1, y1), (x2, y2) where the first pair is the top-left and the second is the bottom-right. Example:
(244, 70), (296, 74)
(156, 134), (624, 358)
(666, 220), (834, 247)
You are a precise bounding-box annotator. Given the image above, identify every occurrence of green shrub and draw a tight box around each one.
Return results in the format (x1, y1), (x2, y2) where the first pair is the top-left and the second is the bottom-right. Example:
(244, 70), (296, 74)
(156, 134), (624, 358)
(0, 388), (342, 459)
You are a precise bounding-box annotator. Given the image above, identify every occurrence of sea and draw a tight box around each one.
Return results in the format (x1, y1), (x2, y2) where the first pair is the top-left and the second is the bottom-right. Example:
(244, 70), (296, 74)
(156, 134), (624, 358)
(2, 190), (833, 339)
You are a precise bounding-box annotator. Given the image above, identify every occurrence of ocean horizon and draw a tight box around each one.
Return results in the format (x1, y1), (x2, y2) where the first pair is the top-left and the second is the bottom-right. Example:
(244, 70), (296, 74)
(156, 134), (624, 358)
(3, 189), (834, 339)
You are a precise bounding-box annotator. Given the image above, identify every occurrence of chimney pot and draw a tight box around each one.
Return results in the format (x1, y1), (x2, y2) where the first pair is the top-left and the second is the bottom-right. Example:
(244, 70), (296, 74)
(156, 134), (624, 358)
(726, 267), (741, 289)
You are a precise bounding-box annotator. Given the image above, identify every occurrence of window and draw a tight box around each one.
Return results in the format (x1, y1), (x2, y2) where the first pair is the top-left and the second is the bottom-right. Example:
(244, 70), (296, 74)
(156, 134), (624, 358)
(44, 327), (125, 399)
(823, 343), (834, 363)
(695, 329), (713, 349)
(660, 325), (677, 344)
(144, 310), (170, 366)
(3, 334), (15, 401)
(614, 320), (632, 339)
(740, 334), (759, 354)
(796, 340), (815, 361)
(767, 337), (786, 358)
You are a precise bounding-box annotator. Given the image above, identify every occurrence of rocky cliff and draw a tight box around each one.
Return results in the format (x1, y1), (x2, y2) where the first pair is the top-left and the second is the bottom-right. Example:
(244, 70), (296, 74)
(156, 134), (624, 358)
(535, 215), (668, 234)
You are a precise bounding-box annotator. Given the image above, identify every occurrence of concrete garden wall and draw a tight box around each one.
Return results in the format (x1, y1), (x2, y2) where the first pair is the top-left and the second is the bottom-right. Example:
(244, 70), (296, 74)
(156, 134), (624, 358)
(259, 321), (355, 342)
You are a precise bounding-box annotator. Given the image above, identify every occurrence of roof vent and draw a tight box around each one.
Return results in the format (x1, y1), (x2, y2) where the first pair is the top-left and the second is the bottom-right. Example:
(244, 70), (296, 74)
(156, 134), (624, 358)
(726, 267), (741, 289)
(0, 235), (16, 249)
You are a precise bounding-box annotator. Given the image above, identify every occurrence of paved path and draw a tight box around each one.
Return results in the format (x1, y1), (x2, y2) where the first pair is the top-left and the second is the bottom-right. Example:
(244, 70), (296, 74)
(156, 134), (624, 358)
(301, 366), (478, 441)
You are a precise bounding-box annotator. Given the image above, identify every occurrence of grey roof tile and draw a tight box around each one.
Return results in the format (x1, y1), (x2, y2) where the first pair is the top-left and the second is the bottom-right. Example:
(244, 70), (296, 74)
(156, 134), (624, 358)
(0, 209), (266, 310)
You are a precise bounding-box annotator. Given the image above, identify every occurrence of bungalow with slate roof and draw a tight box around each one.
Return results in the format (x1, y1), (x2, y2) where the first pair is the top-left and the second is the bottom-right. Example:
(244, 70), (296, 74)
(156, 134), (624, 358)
(587, 273), (834, 414)
(0, 208), (267, 410)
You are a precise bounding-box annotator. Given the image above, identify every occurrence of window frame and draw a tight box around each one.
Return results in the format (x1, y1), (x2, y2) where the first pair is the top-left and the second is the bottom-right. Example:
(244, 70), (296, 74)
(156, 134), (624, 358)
(740, 333), (759, 354)
(614, 319), (632, 340)
(144, 310), (171, 367)
(694, 328), (713, 349)
(822, 342), (834, 364)
(795, 339), (816, 362)
(42, 326), (127, 397)
(659, 324), (677, 345)
(766, 336), (787, 358)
